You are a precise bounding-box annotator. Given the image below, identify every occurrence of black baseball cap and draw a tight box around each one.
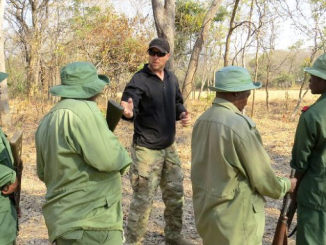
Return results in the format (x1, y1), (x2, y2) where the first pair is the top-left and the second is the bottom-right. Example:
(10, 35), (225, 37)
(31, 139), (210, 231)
(148, 38), (170, 53)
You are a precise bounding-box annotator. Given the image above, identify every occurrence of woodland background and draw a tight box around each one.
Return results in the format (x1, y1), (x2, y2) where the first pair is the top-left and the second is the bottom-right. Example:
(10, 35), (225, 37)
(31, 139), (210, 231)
(0, 0), (325, 124)
(0, 0), (325, 244)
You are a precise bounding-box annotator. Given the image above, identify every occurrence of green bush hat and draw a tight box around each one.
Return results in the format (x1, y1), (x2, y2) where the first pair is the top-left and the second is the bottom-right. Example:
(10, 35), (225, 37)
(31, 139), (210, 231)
(0, 72), (8, 83)
(304, 53), (326, 80)
(208, 66), (262, 92)
(50, 62), (110, 99)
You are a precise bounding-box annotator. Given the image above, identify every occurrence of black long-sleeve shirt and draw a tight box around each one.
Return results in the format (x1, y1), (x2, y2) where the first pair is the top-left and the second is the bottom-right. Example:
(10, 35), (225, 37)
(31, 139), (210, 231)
(121, 64), (186, 150)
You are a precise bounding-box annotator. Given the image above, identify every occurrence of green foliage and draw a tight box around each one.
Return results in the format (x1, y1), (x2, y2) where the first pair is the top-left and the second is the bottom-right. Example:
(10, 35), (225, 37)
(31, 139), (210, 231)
(288, 40), (304, 51)
(310, 0), (326, 9)
(200, 92), (215, 103)
(175, 0), (206, 55)
(175, 0), (228, 60)
(6, 59), (28, 97)
(69, 0), (101, 16)
(60, 0), (150, 85)
(137, 62), (146, 71)
(175, 0), (206, 35)
(247, 50), (312, 88)
(273, 72), (295, 88)
(213, 6), (228, 22)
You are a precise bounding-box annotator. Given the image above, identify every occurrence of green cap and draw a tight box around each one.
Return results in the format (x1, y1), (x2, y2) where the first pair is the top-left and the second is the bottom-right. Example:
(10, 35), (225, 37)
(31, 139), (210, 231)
(0, 72), (8, 83)
(209, 66), (261, 92)
(304, 53), (326, 80)
(50, 62), (110, 99)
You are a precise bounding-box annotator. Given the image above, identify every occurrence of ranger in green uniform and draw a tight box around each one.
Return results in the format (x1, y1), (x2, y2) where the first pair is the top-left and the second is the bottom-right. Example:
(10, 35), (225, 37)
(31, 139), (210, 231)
(35, 62), (132, 245)
(290, 53), (326, 245)
(0, 72), (18, 245)
(191, 66), (296, 245)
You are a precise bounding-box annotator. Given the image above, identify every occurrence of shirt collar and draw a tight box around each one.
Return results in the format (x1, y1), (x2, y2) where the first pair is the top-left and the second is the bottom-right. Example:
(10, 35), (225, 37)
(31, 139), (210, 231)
(317, 92), (326, 102)
(212, 97), (242, 114)
(144, 63), (169, 78)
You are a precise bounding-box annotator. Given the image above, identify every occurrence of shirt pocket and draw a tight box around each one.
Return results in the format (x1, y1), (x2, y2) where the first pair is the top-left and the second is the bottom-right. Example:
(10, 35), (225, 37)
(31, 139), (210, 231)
(0, 197), (11, 213)
(86, 193), (120, 219)
(252, 195), (266, 239)
(60, 230), (83, 240)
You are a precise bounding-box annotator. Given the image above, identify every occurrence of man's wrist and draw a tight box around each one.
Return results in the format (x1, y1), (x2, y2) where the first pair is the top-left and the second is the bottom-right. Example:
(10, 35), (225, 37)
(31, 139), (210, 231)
(126, 112), (133, 119)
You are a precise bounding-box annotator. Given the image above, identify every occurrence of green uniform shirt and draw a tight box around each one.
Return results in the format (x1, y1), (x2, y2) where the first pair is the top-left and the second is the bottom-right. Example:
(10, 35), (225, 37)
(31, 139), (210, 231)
(0, 127), (17, 245)
(191, 98), (290, 245)
(290, 93), (326, 211)
(35, 99), (132, 242)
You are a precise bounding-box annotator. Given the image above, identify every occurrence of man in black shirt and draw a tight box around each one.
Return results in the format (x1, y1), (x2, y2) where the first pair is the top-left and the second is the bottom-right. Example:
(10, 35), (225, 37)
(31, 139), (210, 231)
(121, 38), (192, 245)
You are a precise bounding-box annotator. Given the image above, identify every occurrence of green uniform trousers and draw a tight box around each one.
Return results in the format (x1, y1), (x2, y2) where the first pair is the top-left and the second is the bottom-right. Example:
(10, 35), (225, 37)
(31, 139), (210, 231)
(297, 205), (326, 245)
(5, 242), (15, 245)
(55, 230), (122, 245)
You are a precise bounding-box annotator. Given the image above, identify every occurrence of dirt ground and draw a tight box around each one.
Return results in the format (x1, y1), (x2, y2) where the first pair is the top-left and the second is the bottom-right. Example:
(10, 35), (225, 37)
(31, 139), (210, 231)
(4, 89), (318, 245)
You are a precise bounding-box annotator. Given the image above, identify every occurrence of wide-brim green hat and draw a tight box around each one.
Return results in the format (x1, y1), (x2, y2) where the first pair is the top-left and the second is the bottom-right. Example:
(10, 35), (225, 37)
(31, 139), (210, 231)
(209, 66), (261, 92)
(0, 72), (8, 83)
(304, 53), (326, 80)
(50, 62), (110, 99)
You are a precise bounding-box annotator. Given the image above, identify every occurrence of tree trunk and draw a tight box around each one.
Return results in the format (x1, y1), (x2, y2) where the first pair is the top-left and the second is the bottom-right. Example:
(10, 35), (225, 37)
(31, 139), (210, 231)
(265, 68), (270, 111)
(0, 0), (11, 126)
(181, 0), (224, 106)
(7, 0), (49, 97)
(151, 0), (175, 71)
(250, 32), (260, 118)
(197, 46), (209, 100)
(27, 0), (43, 97)
(198, 76), (208, 100)
(241, 0), (254, 67)
(290, 85), (309, 119)
(27, 49), (41, 97)
(290, 21), (320, 120)
(223, 0), (240, 67)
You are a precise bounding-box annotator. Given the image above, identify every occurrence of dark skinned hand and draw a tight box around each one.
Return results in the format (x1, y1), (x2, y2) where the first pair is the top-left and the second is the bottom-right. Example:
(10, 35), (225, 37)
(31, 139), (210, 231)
(1, 178), (18, 195)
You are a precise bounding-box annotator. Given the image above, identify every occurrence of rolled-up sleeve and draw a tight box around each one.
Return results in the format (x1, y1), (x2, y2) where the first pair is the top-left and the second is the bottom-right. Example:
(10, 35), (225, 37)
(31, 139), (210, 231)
(0, 165), (16, 188)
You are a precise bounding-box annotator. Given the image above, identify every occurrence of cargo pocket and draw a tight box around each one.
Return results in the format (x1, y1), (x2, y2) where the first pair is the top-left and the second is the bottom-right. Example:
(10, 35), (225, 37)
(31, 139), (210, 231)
(130, 171), (140, 192)
(58, 230), (83, 242)
(85, 194), (121, 225)
(129, 162), (150, 193)
(252, 200), (265, 240)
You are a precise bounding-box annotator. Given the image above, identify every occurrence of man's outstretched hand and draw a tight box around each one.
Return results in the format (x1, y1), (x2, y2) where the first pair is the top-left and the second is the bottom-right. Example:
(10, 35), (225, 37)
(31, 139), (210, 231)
(121, 98), (134, 119)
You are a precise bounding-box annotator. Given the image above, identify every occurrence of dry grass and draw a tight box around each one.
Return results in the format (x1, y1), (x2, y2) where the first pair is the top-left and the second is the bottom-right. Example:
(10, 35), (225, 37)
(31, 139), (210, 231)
(4, 88), (318, 245)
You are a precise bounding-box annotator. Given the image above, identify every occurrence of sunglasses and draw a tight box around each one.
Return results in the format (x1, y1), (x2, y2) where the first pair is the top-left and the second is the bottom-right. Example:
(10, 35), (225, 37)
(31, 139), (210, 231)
(148, 50), (167, 57)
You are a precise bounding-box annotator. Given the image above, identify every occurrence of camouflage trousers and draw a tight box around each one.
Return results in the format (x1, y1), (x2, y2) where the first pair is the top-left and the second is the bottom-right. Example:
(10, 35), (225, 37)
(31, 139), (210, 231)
(125, 143), (184, 244)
